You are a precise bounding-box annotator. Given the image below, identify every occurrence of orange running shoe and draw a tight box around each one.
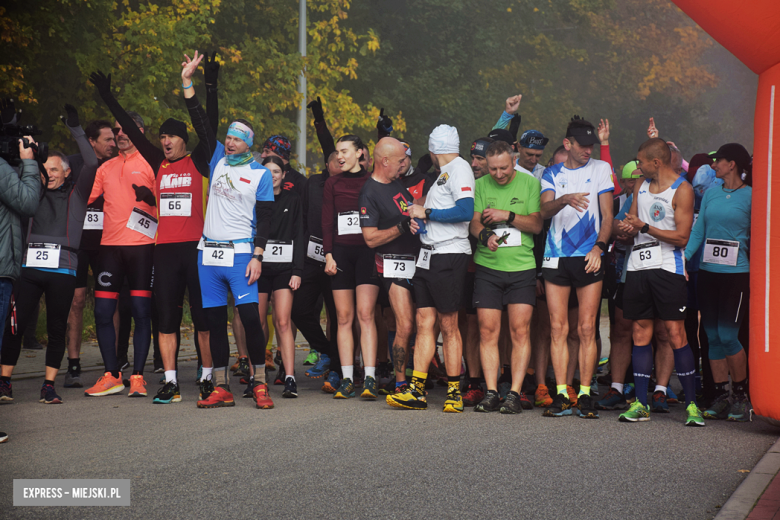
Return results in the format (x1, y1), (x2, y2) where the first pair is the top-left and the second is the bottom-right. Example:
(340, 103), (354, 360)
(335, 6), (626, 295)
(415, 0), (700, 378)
(197, 384), (235, 408)
(128, 375), (147, 397)
(567, 385), (578, 407)
(265, 349), (276, 371)
(252, 382), (274, 409)
(534, 383), (553, 407)
(84, 372), (124, 397)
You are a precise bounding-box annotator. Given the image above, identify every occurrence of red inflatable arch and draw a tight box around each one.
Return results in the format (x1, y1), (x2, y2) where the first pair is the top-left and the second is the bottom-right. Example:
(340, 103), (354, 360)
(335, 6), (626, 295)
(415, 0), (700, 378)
(672, 0), (780, 425)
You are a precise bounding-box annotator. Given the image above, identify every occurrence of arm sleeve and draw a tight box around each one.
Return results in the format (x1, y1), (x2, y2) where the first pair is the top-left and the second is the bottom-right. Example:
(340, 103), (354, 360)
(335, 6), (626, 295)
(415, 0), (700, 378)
(685, 192), (707, 261)
(508, 115), (522, 141)
(292, 195), (305, 276)
(206, 85), (219, 135)
(69, 125), (99, 202)
(99, 93), (165, 173)
(321, 178), (335, 254)
(0, 159), (42, 217)
(430, 198), (474, 223)
(492, 111), (513, 131)
(314, 120), (336, 162)
(254, 201), (272, 250)
(186, 93), (218, 178)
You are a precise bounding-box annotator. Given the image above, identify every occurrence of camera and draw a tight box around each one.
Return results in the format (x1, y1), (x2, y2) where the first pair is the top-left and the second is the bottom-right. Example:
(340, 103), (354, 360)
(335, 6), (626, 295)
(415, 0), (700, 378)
(0, 123), (49, 166)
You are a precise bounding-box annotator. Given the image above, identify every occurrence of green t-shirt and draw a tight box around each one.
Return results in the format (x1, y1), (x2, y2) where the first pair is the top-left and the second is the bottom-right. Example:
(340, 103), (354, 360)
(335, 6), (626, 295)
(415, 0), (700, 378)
(474, 168), (541, 272)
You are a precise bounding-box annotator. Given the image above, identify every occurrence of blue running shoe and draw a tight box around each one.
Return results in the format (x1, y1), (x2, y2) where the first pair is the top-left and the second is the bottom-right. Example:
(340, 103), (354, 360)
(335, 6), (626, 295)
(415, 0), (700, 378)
(666, 387), (680, 404)
(651, 391), (669, 413)
(305, 353), (330, 378)
(196, 365), (202, 383)
(322, 370), (340, 394)
(595, 387), (628, 410)
(624, 384), (636, 403)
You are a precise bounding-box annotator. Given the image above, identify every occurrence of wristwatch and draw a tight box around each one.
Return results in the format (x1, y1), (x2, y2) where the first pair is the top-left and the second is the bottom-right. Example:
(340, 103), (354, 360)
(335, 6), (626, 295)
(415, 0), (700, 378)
(640, 223), (650, 234)
(507, 211), (516, 224)
(252, 254), (263, 262)
(425, 208), (432, 219)
(595, 241), (607, 252)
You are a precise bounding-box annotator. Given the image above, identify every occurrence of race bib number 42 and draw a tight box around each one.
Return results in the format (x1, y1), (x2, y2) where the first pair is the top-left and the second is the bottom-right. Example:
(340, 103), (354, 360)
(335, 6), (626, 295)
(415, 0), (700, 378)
(337, 211), (362, 235)
(383, 254), (416, 279)
(160, 193), (192, 217)
(126, 208), (158, 239)
(202, 242), (235, 267)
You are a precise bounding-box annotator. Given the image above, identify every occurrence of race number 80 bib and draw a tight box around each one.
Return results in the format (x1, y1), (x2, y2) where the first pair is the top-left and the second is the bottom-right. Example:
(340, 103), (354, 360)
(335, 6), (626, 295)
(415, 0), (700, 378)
(703, 239), (739, 267)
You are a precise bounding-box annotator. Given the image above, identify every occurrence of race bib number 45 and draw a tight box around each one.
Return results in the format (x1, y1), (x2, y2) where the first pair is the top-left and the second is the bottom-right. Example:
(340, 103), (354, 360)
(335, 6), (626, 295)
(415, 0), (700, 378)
(126, 208), (158, 239)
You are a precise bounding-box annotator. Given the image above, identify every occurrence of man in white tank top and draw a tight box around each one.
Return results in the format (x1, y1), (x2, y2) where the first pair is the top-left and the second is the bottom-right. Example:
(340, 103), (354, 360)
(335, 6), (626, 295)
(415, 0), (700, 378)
(617, 138), (703, 427)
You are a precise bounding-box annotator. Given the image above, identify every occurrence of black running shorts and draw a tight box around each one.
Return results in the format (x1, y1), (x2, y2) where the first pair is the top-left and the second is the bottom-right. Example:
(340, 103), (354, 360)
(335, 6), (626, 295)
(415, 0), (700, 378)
(473, 265), (536, 310)
(543, 256), (604, 288)
(622, 269), (687, 321)
(412, 253), (469, 313)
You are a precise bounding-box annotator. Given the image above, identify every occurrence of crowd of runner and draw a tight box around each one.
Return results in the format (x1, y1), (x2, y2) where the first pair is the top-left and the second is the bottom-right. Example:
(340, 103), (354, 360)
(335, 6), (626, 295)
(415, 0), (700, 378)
(0, 52), (754, 442)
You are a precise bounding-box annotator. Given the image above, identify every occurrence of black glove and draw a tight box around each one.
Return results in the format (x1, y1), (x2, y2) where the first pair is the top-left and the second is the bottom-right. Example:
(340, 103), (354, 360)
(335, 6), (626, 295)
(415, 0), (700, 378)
(1, 98), (18, 125)
(59, 104), (80, 128)
(509, 114), (522, 142)
(203, 51), (220, 87)
(89, 71), (113, 98)
(396, 216), (412, 234)
(132, 184), (156, 207)
(376, 108), (393, 135)
(415, 153), (433, 174)
(307, 96), (324, 122)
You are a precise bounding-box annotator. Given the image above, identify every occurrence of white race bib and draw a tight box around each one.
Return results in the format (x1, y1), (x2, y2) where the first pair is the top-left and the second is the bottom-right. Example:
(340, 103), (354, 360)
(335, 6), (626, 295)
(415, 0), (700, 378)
(337, 211), (362, 235)
(202, 242), (235, 267)
(416, 247), (432, 270)
(383, 254), (416, 279)
(633, 241), (663, 269)
(126, 208), (158, 239)
(160, 193), (192, 217)
(542, 257), (559, 269)
(307, 236), (325, 263)
(265, 240), (293, 263)
(27, 243), (60, 268)
(703, 239), (739, 267)
(83, 210), (104, 230)
(495, 225), (522, 248)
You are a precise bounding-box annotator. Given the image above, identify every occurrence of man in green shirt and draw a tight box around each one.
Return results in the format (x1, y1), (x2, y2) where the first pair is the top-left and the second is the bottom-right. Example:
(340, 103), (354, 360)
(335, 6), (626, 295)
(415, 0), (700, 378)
(469, 141), (542, 414)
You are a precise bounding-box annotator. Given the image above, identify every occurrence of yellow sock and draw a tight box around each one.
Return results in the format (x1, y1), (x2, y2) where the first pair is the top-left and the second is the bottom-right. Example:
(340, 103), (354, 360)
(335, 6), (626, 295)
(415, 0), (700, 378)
(578, 385), (590, 397)
(556, 384), (568, 397)
(447, 379), (460, 395)
(411, 371), (427, 394)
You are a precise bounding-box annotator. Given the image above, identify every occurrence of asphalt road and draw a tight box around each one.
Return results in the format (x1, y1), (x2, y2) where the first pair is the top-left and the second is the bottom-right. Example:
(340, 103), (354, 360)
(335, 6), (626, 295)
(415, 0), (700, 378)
(1, 358), (778, 519)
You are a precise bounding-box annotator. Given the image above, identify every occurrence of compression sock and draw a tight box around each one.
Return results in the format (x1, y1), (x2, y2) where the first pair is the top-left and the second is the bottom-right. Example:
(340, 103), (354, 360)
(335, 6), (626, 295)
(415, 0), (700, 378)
(201, 366), (213, 382)
(253, 365), (266, 384)
(673, 344), (697, 406)
(732, 378), (748, 397)
(411, 371), (427, 394)
(165, 370), (177, 384)
(447, 375), (460, 395)
(129, 294), (152, 374)
(556, 384), (568, 397)
(654, 385), (667, 395)
(713, 381), (730, 398)
(214, 366), (228, 387)
(578, 385), (590, 397)
(632, 343), (653, 407)
(365, 366), (376, 379)
(94, 295), (119, 372)
(611, 382), (624, 394)
(342, 365), (354, 382)
(68, 358), (81, 372)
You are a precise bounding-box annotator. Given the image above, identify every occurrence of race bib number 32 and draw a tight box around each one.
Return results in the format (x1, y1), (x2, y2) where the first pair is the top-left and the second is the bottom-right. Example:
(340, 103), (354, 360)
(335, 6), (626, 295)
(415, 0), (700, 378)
(337, 211), (362, 235)
(126, 208), (158, 239)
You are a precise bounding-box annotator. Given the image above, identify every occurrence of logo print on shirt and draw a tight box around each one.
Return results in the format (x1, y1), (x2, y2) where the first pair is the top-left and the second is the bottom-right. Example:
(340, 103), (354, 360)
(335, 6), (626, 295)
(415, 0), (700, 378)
(160, 173), (193, 189)
(650, 202), (666, 222)
(361, 207), (367, 215)
(585, 179), (591, 183)
(436, 173), (449, 186)
(393, 193), (410, 215)
(240, 177), (251, 184)
(510, 198), (520, 205)
(461, 186), (472, 192)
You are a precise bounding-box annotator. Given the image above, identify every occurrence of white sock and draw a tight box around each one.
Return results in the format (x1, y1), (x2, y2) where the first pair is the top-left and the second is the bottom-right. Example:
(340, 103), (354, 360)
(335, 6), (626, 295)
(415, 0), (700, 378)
(365, 366), (376, 379)
(165, 370), (177, 384)
(201, 366), (213, 382)
(655, 385), (667, 395)
(611, 382), (624, 394)
(286, 374), (295, 382)
(342, 365), (354, 381)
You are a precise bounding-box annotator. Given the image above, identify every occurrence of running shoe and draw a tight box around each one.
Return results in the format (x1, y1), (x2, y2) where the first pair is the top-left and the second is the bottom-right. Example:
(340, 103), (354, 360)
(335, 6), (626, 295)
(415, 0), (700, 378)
(196, 365), (202, 383)
(534, 384), (553, 408)
(198, 378), (214, 401)
(158, 375), (165, 385)
(303, 350), (319, 366)
(282, 378), (298, 398)
(519, 392), (533, 410)
(595, 387), (628, 410)
(333, 378), (355, 399)
(39, 383), (62, 404)
(197, 384), (235, 408)
(127, 375), (147, 397)
(685, 402), (705, 427)
(274, 364), (286, 386)
(64, 365), (82, 388)
(84, 372), (124, 397)
(393, 383), (410, 394)
(727, 395), (752, 422)
(443, 391), (464, 413)
(651, 391), (670, 413)
(590, 376), (600, 396)
(305, 353), (330, 378)
(361, 376), (378, 399)
(0, 380), (13, 402)
(462, 384), (485, 407)
(474, 390), (501, 413)
(153, 381), (181, 404)
(619, 401), (650, 422)
(253, 382), (274, 409)
(499, 391), (523, 414)
(577, 394), (599, 419)
(598, 356), (609, 366)
(377, 362), (394, 395)
(233, 357), (250, 378)
(386, 387), (427, 410)
(265, 349), (276, 371)
(566, 385), (578, 407)
(322, 371), (340, 394)
(666, 387), (680, 404)
(498, 381), (511, 402)
(0, 431), (7, 443)
(543, 392), (573, 417)
(703, 393), (731, 420)
(624, 384), (636, 403)
(117, 357), (130, 371)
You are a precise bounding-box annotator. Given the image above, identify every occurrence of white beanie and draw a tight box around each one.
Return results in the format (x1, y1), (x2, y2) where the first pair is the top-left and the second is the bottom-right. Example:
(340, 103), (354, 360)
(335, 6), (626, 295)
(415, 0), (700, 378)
(428, 124), (460, 154)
